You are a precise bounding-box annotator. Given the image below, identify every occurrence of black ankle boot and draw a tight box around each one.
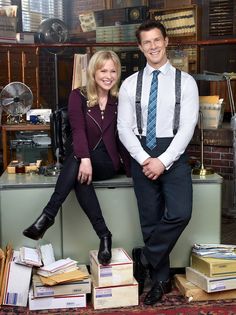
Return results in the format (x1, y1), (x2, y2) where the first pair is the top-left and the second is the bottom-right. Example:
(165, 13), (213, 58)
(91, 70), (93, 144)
(23, 213), (55, 240)
(98, 234), (112, 265)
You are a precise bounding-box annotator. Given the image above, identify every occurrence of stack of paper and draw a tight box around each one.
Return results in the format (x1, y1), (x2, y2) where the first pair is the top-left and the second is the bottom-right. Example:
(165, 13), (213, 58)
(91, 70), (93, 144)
(33, 265), (91, 298)
(192, 244), (236, 259)
(18, 247), (42, 267)
(37, 258), (78, 277)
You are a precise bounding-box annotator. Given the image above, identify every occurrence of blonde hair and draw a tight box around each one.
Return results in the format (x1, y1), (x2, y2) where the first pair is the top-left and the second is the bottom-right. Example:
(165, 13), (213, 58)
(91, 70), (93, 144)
(86, 50), (121, 107)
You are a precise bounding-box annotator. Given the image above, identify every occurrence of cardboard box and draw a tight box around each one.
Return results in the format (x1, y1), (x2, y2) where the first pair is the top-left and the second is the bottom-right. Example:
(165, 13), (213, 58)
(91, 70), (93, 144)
(92, 278), (138, 310)
(191, 254), (236, 277)
(90, 248), (133, 287)
(174, 274), (236, 302)
(2, 250), (32, 307)
(29, 289), (86, 310)
(33, 265), (91, 297)
(186, 266), (236, 293)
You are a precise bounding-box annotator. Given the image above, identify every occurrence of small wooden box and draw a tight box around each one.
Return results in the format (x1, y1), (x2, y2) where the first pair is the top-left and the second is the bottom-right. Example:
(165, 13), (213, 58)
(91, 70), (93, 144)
(90, 248), (133, 287)
(7, 160), (42, 174)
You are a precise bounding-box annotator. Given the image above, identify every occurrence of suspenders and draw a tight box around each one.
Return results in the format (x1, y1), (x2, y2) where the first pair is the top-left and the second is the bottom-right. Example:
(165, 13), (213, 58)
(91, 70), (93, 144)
(135, 68), (181, 137)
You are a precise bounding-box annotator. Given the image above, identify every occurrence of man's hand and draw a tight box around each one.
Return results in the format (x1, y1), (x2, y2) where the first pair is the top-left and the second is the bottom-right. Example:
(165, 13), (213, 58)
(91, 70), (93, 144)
(142, 157), (165, 180)
(78, 158), (92, 184)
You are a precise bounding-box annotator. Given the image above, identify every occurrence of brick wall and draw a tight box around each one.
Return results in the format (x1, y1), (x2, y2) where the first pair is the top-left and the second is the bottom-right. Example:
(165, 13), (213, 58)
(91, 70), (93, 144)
(187, 144), (234, 180)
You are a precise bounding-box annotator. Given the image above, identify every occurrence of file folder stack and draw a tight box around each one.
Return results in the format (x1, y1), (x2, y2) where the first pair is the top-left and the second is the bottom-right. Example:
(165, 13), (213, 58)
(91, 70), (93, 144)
(90, 248), (138, 310)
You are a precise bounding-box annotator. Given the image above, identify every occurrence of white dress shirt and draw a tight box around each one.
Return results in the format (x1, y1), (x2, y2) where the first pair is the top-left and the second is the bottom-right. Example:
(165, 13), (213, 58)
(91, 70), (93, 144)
(117, 60), (199, 168)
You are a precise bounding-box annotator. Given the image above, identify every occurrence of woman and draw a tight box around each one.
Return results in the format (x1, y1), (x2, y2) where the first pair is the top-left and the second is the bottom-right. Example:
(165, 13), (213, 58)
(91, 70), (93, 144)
(23, 50), (130, 265)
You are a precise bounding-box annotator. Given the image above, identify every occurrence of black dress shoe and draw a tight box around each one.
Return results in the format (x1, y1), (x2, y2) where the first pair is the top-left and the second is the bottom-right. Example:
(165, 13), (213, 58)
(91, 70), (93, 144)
(144, 279), (172, 305)
(23, 213), (55, 240)
(132, 247), (148, 295)
(97, 233), (112, 265)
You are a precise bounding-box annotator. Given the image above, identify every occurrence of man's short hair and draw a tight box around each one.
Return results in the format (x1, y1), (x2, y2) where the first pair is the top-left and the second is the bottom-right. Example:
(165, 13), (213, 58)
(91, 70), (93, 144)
(136, 20), (167, 44)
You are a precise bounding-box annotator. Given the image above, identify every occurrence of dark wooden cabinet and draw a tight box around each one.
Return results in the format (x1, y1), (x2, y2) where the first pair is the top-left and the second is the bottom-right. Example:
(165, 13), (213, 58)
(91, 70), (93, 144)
(0, 46), (39, 108)
(0, 47), (10, 90)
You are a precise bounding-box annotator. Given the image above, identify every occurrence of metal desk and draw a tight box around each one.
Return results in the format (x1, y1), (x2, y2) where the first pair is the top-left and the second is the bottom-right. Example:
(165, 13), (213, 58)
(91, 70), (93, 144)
(0, 172), (223, 266)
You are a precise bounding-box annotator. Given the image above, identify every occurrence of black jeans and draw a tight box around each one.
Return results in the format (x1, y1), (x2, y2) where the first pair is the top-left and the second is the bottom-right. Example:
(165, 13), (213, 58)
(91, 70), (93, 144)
(43, 143), (116, 238)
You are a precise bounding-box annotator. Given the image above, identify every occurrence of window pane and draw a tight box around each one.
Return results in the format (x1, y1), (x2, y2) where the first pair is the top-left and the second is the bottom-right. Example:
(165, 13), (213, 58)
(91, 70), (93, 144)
(22, 0), (64, 32)
(0, 1), (12, 6)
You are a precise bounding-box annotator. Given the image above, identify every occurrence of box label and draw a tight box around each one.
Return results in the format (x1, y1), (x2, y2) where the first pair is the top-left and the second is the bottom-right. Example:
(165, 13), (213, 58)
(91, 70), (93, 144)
(96, 288), (112, 298)
(100, 267), (112, 278)
(210, 282), (226, 291)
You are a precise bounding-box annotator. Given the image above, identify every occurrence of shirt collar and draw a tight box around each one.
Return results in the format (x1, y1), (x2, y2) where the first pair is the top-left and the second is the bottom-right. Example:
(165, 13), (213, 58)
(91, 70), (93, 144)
(145, 60), (171, 76)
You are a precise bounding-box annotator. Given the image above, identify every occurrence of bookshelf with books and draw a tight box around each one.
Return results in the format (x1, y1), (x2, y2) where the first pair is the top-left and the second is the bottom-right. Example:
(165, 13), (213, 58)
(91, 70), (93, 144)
(149, 5), (201, 74)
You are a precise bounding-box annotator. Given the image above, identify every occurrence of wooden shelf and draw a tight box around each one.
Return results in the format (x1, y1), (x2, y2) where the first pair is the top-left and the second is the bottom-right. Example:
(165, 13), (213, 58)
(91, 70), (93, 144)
(1, 123), (51, 170)
(1, 38), (236, 49)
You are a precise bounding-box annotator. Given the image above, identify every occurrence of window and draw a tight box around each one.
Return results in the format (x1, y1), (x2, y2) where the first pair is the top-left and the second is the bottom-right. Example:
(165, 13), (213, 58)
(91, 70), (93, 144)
(21, 0), (64, 32)
(0, 0), (12, 5)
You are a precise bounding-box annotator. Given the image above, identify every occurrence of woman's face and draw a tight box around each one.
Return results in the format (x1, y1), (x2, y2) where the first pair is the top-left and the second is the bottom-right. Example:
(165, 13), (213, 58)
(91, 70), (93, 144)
(95, 59), (118, 93)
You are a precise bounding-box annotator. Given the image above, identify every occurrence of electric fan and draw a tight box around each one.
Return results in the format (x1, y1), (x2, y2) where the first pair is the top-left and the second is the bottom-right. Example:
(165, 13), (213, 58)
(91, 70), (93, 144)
(37, 18), (68, 44)
(37, 18), (68, 174)
(0, 82), (33, 123)
(37, 18), (68, 109)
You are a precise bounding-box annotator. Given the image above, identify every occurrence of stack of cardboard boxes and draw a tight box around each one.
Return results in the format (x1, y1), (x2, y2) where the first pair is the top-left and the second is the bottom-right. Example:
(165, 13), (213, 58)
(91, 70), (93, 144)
(175, 248), (236, 302)
(1, 245), (139, 311)
(90, 247), (139, 310)
(0, 245), (90, 311)
(29, 264), (90, 310)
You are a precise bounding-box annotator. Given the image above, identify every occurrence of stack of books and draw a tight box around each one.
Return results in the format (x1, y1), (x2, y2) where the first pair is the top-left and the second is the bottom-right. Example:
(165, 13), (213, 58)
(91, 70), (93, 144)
(89, 248), (138, 310)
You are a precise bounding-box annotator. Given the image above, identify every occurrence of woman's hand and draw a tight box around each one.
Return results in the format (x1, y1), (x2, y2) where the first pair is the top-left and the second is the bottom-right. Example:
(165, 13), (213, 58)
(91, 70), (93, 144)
(78, 158), (92, 184)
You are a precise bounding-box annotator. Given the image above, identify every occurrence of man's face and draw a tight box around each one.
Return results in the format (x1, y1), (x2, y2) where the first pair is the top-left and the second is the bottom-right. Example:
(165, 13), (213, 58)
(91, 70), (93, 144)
(138, 28), (168, 69)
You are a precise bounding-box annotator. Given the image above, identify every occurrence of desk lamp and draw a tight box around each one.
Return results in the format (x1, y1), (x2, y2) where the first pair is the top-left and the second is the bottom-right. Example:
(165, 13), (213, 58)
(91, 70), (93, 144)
(192, 110), (214, 176)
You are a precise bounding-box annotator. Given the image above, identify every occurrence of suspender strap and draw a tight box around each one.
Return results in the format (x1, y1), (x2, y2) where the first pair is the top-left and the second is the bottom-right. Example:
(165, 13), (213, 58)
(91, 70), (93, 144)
(135, 69), (144, 137)
(135, 68), (182, 137)
(173, 68), (181, 135)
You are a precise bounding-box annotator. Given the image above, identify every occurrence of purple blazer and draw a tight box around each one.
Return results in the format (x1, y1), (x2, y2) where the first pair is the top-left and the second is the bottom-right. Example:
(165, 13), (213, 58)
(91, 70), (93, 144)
(68, 89), (130, 176)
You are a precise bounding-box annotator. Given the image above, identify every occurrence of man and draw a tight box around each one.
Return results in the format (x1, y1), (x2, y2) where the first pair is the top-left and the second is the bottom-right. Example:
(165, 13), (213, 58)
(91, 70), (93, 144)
(117, 20), (199, 305)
